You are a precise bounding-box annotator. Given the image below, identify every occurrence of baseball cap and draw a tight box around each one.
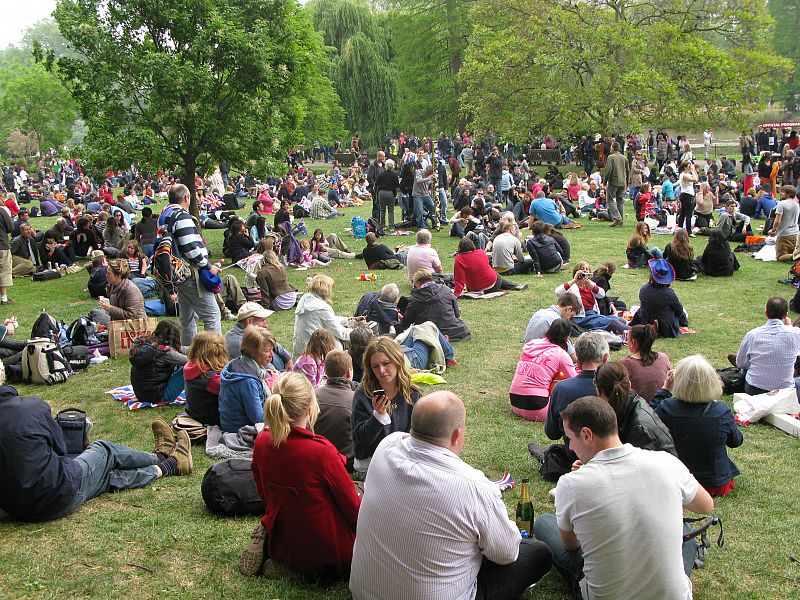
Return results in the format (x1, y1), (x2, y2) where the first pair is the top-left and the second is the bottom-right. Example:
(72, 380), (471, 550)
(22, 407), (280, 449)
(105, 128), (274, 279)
(236, 301), (274, 321)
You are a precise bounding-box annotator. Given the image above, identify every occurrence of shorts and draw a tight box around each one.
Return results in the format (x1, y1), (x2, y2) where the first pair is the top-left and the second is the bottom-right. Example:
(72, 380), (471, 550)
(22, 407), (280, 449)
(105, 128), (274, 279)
(0, 249), (13, 288)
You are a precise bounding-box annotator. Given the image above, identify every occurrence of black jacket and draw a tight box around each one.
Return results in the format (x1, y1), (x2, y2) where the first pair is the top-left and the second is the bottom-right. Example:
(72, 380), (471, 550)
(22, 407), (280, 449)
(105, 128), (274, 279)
(699, 243), (740, 277)
(11, 234), (41, 266)
(88, 265), (108, 298)
(526, 234), (563, 273)
(0, 388), (82, 521)
(228, 234), (255, 263)
(618, 394), (677, 456)
(129, 338), (186, 401)
(400, 282), (471, 342)
(355, 292), (401, 335)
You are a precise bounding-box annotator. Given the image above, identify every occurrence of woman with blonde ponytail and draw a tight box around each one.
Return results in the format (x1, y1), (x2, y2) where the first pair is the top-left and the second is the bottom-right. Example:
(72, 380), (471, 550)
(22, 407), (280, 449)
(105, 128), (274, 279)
(247, 372), (360, 579)
(593, 362), (677, 456)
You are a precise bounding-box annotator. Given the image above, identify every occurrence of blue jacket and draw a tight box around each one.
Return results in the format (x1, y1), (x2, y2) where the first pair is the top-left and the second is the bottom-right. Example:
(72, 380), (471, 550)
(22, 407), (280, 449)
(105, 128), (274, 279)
(219, 358), (266, 433)
(545, 371), (597, 448)
(651, 389), (743, 487)
(0, 388), (82, 521)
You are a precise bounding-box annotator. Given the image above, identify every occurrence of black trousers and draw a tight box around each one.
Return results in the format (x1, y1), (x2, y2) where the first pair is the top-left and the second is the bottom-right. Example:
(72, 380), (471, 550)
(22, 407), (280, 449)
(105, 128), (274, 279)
(474, 538), (553, 600)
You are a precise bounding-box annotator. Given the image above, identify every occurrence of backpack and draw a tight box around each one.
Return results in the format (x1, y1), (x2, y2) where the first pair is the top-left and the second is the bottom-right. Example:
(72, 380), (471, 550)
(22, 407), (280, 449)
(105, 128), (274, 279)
(62, 345), (91, 371)
(66, 317), (99, 346)
(201, 458), (265, 516)
(30, 311), (62, 343)
(22, 338), (74, 385)
(32, 269), (62, 282)
(716, 367), (745, 395)
(366, 217), (385, 237)
(152, 211), (192, 292)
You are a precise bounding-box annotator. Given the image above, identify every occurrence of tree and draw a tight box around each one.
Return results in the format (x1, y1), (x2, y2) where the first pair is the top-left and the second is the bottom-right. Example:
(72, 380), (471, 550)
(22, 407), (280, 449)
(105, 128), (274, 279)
(390, 0), (473, 134)
(307, 0), (395, 146)
(460, 0), (792, 139)
(53, 0), (343, 214)
(0, 62), (78, 155)
(769, 0), (800, 112)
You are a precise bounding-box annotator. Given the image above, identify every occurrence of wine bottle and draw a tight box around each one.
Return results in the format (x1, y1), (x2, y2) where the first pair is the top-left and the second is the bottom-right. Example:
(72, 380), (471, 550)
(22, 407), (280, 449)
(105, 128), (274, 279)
(515, 478), (534, 534)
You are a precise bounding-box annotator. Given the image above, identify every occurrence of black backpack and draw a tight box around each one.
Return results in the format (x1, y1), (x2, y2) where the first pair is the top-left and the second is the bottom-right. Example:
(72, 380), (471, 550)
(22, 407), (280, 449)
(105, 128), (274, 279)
(67, 317), (99, 346)
(366, 217), (385, 237)
(201, 459), (264, 516)
(716, 367), (745, 395)
(30, 311), (62, 343)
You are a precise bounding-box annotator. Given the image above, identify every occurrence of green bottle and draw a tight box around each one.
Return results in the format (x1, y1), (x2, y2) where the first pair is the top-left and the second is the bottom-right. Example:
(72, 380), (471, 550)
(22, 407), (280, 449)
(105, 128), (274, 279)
(515, 478), (534, 533)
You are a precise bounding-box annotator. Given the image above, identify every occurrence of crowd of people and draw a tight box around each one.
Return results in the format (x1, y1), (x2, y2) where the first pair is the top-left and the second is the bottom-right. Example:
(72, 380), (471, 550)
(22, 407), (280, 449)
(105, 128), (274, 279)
(1, 124), (799, 599)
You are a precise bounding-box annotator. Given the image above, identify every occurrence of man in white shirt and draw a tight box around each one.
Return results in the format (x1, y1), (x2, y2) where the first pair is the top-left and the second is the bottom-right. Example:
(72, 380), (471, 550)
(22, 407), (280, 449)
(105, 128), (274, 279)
(703, 129), (713, 159)
(533, 396), (713, 600)
(406, 228), (443, 283)
(350, 391), (552, 600)
(491, 222), (534, 275)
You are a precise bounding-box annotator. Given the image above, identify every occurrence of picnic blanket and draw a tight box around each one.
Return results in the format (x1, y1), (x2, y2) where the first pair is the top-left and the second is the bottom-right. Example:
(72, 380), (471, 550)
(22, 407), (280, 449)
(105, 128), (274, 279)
(490, 472), (516, 493)
(106, 384), (187, 410)
(459, 291), (508, 299)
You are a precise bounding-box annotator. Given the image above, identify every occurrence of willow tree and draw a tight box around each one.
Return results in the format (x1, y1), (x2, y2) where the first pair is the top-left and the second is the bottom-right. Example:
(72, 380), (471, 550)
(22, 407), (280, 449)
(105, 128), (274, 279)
(307, 0), (395, 146)
(391, 0), (473, 134)
(53, 0), (343, 214)
(460, 0), (791, 138)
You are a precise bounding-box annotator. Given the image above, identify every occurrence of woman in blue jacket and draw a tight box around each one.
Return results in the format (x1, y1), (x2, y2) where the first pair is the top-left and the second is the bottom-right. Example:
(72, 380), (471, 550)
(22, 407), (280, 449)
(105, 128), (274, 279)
(651, 355), (743, 496)
(219, 326), (275, 433)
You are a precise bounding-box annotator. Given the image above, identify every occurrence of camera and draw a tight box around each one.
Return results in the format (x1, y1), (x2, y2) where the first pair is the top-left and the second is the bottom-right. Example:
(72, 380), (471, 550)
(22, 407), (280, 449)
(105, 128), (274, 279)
(577, 271), (592, 280)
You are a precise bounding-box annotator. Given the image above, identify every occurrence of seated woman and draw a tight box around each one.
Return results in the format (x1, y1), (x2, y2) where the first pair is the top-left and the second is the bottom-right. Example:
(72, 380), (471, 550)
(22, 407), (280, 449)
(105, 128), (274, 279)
(699, 228), (740, 277)
(352, 337), (422, 475)
(694, 182), (715, 229)
(257, 186), (275, 214)
(348, 326), (376, 383)
(630, 258), (689, 338)
(39, 230), (74, 268)
(229, 220), (257, 263)
(130, 320), (188, 405)
(123, 240), (157, 297)
(555, 262), (629, 334)
(651, 355), (743, 496)
(254, 238), (299, 311)
(453, 237), (523, 296)
(250, 217), (270, 243)
(219, 326), (276, 433)
(526, 220), (565, 275)
(617, 324), (671, 403)
(293, 328), (336, 387)
(102, 215), (124, 257)
(626, 221), (663, 268)
(293, 274), (353, 358)
(98, 259), (146, 320)
(246, 372), (360, 579)
(509, 319), (577, 421)
(594, 362), (676, 455)
(184, 331), (228, 426)
(663, 228), (698, 281)
(400, 269), (471, 342)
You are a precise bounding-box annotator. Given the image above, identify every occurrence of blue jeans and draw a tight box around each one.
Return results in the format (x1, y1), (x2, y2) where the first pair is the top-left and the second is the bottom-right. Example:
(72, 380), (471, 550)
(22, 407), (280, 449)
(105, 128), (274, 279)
(176, 278), (222, 346)
(55, 441), (159, 519)
(162, 365), (186, 403)
(412, 194), (435, 229)
(534, 513), (696, 596)
(132, 276), (158, 298)
(649, 246), (664, 259)
(400, 329), (455, 370)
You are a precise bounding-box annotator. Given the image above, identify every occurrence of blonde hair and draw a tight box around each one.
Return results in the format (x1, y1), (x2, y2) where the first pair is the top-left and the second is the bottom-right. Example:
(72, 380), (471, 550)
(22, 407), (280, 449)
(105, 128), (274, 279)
(264, 372), (319, 447)
(308, 273), (334, 302)
(672, 355), (723, 403)
(187, 331), (229, 372)
(413, 268), (434, 285)
(572, 261), (591, 276)
(108, 258), (131, 279)
(240, 325), (276, 361)
(361, 337), (419, 408)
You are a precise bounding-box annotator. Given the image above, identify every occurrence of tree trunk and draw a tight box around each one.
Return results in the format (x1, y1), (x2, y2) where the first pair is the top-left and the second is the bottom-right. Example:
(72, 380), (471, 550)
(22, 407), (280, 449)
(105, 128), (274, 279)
(183, 155), (199, 218)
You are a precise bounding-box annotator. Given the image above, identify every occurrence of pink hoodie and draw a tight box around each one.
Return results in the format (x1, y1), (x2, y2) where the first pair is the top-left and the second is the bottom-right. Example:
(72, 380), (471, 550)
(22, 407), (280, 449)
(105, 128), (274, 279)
(509, 339), (577, 397)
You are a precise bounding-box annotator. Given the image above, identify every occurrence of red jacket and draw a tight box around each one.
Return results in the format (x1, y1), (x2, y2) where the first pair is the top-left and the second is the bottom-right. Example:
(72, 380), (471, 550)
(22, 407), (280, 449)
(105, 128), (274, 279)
(454, 249), (498, 296)
(251, 426), (360, 576)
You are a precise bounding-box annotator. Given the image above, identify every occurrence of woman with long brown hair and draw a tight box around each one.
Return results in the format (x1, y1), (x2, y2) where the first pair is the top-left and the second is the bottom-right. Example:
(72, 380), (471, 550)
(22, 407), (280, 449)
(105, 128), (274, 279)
(663, 227), (697, 280)
(626, 221), (663, 268)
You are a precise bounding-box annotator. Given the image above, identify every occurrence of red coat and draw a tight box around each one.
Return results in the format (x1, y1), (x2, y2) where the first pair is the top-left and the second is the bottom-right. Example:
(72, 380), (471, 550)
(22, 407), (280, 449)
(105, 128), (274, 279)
(251, 426), (360, 576)
(454, 249), (498, 296)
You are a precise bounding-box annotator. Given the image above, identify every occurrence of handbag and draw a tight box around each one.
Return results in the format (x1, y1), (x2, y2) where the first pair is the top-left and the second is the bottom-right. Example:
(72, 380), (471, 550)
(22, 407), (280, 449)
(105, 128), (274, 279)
(55, 408), (92, 457)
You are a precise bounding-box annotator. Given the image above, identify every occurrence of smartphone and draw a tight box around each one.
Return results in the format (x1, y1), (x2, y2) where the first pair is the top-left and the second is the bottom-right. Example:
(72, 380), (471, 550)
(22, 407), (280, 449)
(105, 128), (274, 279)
(372, 389), (385, 398)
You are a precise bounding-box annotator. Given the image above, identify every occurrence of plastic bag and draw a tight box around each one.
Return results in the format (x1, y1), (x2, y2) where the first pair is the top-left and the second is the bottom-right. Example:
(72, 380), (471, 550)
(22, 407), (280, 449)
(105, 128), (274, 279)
(410, 372), (447, 385)
(733, 388), (800, 424)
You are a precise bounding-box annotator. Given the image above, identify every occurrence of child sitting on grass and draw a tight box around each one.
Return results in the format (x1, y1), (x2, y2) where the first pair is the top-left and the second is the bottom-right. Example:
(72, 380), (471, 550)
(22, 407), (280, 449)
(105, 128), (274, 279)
(293, 328), (336, 387)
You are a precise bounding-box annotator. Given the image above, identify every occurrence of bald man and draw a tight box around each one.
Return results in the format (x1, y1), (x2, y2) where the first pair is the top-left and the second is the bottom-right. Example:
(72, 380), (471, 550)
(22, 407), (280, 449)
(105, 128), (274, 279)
(350, 392), (552, 600)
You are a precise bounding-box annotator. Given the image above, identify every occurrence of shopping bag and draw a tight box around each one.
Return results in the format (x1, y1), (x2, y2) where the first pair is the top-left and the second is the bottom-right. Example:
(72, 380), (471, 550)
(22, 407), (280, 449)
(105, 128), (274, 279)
(108, 317), (158, 359)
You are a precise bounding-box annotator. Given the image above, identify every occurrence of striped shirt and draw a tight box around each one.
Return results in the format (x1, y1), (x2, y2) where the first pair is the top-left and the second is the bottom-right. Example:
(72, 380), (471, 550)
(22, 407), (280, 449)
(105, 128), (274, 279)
(350, 433), (520, 600)
(163, 204), (210, 269)
(736, 319), (800, 390)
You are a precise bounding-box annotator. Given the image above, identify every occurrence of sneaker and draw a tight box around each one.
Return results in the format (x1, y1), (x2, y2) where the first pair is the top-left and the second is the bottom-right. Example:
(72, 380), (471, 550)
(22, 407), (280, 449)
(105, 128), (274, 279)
(171, 429), (193, 475)
(152, 419), (176, 455)
(514, 284), (529, 291)
(446, 358), (459, 367)
(239, 524), (267, 576)
(1, 298), (13, 305)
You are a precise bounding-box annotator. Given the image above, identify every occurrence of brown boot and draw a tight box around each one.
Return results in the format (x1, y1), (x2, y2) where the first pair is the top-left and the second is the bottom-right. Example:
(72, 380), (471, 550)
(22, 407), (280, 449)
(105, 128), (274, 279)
(171, 429), (193, 475)
(152, 419), (176, 455)
(239, 524), (267, 576)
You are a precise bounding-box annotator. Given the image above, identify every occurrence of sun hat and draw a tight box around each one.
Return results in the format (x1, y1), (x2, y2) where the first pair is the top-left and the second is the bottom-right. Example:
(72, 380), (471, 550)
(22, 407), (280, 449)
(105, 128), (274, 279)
(648, 258), (675, 285)
(236, 301), (274, 321)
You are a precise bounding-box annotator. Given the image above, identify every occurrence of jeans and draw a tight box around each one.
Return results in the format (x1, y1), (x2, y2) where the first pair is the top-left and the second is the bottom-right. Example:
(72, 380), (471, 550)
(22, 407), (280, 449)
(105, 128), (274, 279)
(490, 177), (503, 201)
(162, 365), (186, 403)
(412, 194), (436, 229)
(744, 382), (768, 395)
(131, 276), (158, 298)
(399, 193), (412, 221)
(376, 190), (396, 228)
(176, 278), (222, 346)
(55, 441), (159, 519)
(677, 193), (695, 229)
(649, 246), (664, 259)
(474, 538), (553, 600)
(400, 329), (455, 369)
(498, 259), (535, 275)
(534, 513), (696, 598)
(607, 185), (625, 221)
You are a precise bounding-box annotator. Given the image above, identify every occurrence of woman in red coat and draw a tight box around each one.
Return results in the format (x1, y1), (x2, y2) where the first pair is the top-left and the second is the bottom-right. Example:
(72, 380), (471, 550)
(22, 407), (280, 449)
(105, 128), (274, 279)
(453, 237), (526, 296)
(243, 371), (360, 579)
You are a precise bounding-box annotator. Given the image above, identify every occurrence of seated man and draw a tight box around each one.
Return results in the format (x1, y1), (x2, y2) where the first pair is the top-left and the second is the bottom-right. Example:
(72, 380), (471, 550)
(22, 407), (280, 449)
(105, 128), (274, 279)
(400, 269), (471, 342)
(524, 293), (582, 345)
(530, 191), (573, 228)
(717, 199), (752, 242)
(361, 231), (406, 270)
(354, 283), (402, 335)
(310, 185), (340, 219)
(545, 333), (609, 463)
(10, 223), (41, 276)
(350, 391), (552, 599)
(314, 350), (357, 471)
(0, 366), (192, 522)
(534, 396), (713, 600)
(405, 228), (443, 283)
(491, 222), (534, 276)
(225, 302), (293, 371)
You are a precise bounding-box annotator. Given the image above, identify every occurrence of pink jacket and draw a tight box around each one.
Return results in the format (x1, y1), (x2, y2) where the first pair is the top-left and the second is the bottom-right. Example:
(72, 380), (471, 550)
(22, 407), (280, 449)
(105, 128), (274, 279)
(293, 354), (326, 387)
(509, 339), (577, 397)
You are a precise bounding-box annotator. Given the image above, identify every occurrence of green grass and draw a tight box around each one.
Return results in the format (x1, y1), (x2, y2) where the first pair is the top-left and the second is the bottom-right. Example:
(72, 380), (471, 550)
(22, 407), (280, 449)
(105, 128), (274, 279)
(1, 198), (800, 599)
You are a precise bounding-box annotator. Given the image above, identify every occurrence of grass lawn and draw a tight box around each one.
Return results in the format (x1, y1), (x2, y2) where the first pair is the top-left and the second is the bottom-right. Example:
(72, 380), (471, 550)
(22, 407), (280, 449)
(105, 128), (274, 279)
(1, 197), (799, 599)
